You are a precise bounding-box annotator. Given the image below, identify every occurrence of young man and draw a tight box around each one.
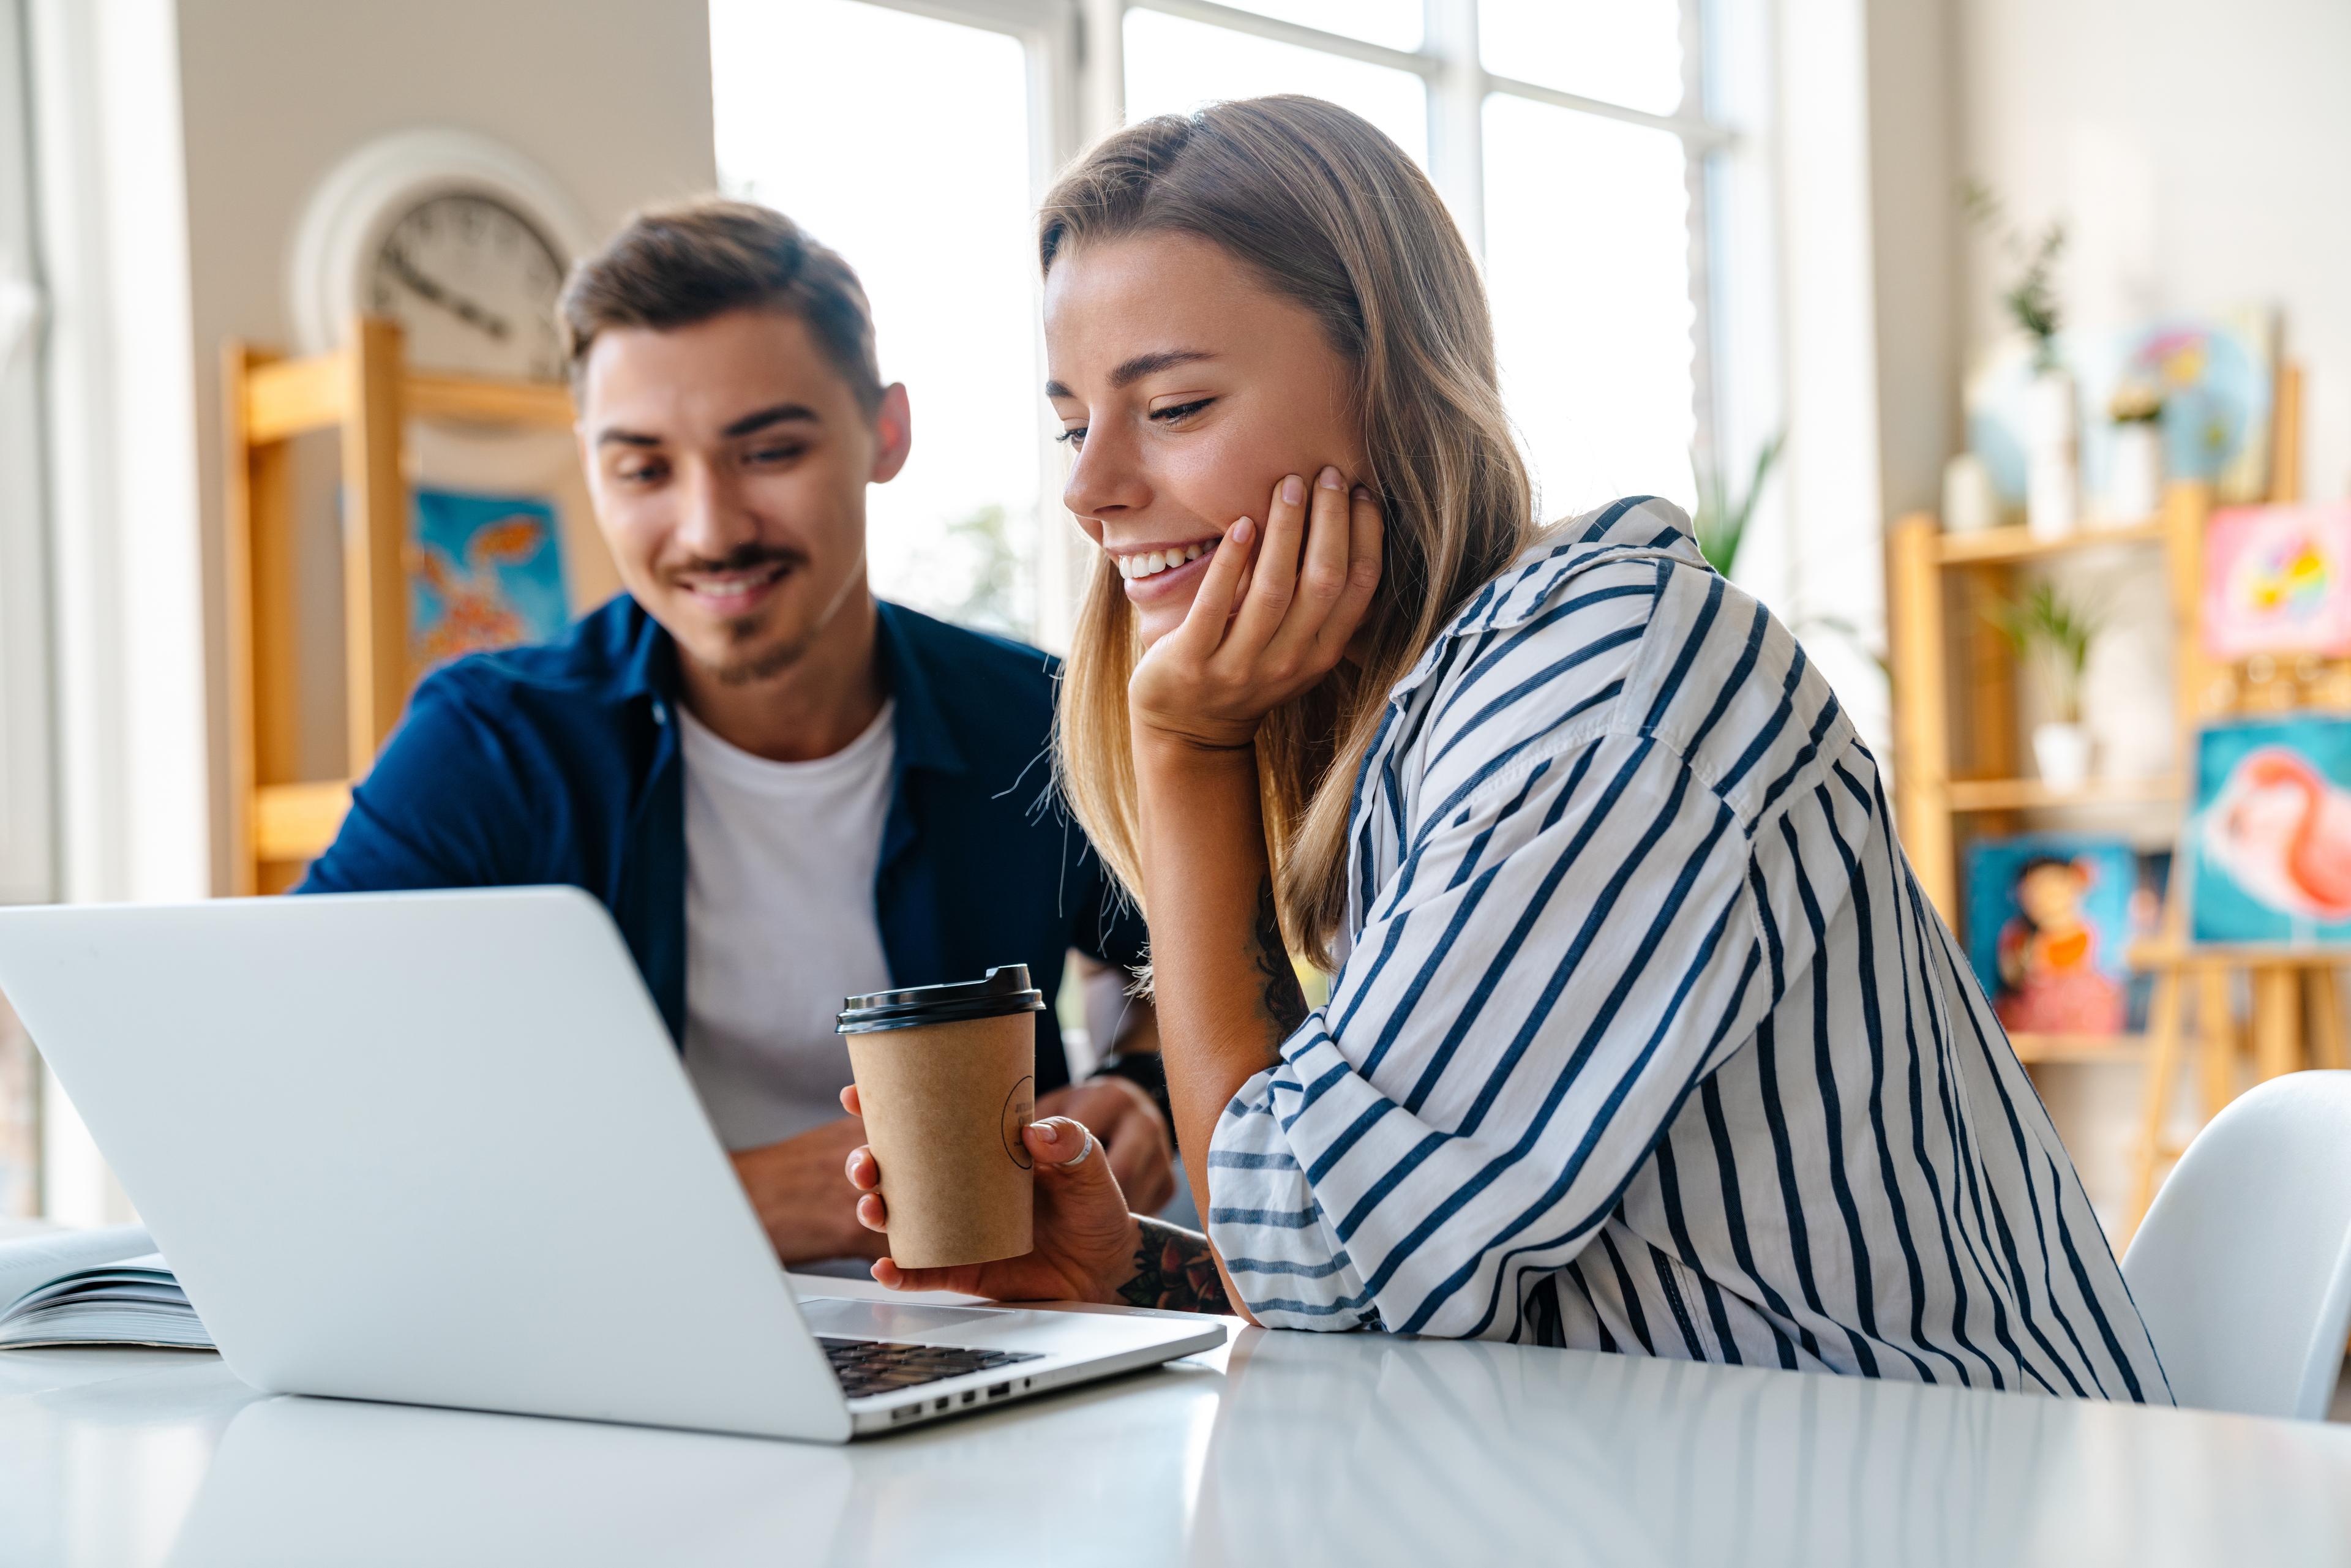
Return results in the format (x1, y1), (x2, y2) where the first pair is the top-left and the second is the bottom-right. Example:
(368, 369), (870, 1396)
(299, 200), (1171, 1265)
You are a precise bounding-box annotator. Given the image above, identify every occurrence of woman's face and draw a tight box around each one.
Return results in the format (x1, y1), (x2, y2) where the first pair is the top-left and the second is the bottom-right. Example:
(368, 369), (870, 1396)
(1044, 231), (1367, 647)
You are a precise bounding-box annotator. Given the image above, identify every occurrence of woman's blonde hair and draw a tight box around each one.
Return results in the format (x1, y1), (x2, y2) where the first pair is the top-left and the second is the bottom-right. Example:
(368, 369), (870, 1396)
(1044, 96), (1535, 970)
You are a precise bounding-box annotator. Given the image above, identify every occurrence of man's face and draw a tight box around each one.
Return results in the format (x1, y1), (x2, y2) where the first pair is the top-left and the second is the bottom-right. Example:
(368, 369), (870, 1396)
(577, 307), (910, 685)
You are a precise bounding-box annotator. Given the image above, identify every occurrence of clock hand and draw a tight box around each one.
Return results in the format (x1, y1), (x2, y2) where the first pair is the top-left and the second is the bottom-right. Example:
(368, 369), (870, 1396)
(382, 242), (511, 340)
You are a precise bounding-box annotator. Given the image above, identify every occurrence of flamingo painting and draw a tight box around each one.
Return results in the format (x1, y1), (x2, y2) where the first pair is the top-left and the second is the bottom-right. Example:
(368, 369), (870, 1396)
(2201, 743), (2351, 925)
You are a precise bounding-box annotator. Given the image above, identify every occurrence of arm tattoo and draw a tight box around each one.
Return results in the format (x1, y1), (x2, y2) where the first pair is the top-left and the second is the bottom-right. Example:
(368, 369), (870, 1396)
(1119, 1218), (1235, 1315)
(1249, 874), (1311, 1045)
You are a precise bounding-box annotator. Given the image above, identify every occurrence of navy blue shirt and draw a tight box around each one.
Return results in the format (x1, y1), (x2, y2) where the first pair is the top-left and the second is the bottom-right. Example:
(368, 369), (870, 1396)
(298, 596), (1146, 1098)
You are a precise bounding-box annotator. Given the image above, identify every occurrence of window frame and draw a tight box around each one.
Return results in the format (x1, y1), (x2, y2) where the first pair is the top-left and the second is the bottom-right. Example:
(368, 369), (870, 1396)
(0, 0), (54, 909)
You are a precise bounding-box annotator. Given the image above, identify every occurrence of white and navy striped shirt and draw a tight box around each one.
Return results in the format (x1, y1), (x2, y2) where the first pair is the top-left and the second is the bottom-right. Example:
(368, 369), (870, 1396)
(1207, 498), (2170, 1400)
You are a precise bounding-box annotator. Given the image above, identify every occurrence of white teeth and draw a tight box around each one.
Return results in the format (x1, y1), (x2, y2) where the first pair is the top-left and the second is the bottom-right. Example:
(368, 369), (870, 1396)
(693, 566), (782, 595)
(1112, 541), (1213, 580)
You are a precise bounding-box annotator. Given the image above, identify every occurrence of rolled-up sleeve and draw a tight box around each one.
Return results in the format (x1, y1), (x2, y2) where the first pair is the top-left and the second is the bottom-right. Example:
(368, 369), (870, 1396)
(1206, 730), (1775, 1337)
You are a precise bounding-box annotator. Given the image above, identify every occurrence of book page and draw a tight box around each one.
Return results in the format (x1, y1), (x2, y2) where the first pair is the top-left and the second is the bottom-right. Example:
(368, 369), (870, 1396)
(0, 1225), (156, 1314)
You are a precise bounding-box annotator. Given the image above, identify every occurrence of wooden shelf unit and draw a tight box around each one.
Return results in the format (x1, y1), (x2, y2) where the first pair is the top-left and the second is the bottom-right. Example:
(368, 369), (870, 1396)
(1887, 481), (2211, 926)
(223, 318), (576, 895)
(1944, 775), (2180, 814)
(1931, 517), (2171, 567)
(2009, 1032), (2149, 1066)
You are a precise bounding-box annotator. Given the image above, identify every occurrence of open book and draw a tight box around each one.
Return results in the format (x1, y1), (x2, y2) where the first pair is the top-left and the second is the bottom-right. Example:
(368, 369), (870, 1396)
(0, 1225), (212, 1350)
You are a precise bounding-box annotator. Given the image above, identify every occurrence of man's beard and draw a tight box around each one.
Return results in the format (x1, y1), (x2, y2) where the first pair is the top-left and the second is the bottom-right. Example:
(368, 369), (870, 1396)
(711, 616), (822, 686)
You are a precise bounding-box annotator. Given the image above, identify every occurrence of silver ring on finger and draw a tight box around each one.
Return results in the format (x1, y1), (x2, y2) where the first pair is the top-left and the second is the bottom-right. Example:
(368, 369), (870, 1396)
(1059, 1123), (1097, 1169)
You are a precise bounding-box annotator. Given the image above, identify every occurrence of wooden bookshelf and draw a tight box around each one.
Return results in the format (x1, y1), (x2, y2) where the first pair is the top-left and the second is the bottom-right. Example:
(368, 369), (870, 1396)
(223, 318), (577, 896)
(1886, 481), (2207, 925)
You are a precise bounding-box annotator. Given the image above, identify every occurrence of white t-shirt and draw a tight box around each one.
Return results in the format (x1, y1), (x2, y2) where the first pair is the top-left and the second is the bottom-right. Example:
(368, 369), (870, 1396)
(678, 700), (897, 1150)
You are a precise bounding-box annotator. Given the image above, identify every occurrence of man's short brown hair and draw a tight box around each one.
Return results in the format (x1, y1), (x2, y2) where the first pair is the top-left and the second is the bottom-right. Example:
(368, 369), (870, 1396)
(560, 198), (885, 413)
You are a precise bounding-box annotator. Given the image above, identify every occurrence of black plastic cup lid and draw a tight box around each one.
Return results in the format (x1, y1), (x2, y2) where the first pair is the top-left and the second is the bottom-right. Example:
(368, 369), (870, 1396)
(836, 965), (1046, 1035)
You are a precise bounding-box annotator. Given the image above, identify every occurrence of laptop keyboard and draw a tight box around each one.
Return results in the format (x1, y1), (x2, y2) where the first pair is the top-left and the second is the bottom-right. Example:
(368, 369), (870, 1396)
(817, 1335), (1044, 1400)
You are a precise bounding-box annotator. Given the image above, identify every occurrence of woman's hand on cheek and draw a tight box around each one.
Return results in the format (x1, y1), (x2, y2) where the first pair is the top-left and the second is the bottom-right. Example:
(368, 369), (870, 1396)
(1128, 465), (1383, 751)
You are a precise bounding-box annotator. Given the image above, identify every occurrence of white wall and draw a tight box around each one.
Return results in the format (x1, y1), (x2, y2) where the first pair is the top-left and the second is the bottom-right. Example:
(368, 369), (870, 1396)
(1862, 0), (1958, 520)
(1959, 0), (2351, 501)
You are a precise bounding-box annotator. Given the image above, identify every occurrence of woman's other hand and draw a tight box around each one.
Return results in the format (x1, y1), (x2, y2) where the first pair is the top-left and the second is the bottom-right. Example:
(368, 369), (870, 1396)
(838, 1084), (1141, 1303)
(1128, 466), (1382, 751)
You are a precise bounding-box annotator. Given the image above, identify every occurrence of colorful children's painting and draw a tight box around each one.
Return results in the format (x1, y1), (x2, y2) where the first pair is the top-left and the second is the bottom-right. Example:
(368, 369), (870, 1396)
(2202, 503), (2351, 661)
(1963, 306), (2277, 512)
(407, 488), (571, 675)
(2191, 716), (2351, 945)
(1965, 834), (2137, 1036)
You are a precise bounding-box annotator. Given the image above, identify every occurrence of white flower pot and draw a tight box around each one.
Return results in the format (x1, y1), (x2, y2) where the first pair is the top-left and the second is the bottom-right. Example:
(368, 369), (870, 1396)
(2032, 721), (2093, 792)
(1941, 453), (2000, 535)
(2025, 370), (2079, 541)
(2102, 421), (2164, 526)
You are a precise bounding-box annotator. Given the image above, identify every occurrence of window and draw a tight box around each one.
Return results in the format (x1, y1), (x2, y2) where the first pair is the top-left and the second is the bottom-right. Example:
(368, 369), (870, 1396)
(1122, 10), (1429, 165)
(712, 1), (1047, 640)
(708, 0), (1757, 639)
(0, 0), (48, 1214)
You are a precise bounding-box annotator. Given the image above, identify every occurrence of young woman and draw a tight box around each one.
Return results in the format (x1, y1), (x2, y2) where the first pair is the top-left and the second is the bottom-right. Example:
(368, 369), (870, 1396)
(844, 96), (2169, 1397)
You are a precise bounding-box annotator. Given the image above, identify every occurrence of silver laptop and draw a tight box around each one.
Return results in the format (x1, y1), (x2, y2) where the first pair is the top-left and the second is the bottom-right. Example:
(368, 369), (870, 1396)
(0, 887), (1223, 1442)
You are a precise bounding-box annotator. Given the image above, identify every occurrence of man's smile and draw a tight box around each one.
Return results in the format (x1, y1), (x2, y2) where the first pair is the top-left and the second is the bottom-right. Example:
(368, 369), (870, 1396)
(674, 558), (795, 617)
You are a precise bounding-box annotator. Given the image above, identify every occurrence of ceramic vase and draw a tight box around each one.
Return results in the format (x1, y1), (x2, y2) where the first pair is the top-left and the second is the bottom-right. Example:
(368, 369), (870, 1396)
(2024, 369), (2079, 542)
(2103, 421), (2163, 527)
(2032, 721), (2093, 792)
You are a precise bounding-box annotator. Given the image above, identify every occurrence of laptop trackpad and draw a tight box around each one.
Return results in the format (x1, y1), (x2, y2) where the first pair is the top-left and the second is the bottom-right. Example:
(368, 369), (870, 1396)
(796, 1296), (1014, 1343)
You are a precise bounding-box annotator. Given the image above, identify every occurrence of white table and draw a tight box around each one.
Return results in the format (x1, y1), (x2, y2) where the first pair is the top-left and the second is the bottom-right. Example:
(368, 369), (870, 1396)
(4, 1277), (2349, 1567)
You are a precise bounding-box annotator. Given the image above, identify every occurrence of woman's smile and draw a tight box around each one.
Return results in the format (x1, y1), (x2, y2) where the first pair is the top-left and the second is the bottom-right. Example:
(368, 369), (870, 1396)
(1111, 535), (1221, 602)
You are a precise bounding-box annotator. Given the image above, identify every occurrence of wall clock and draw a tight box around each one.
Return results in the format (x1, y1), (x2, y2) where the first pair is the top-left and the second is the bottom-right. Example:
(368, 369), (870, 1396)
(290, 129), (593, 381)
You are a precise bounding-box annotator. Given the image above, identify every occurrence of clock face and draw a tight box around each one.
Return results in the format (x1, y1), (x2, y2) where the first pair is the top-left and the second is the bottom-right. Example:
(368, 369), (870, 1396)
(367, 191), (568, 380)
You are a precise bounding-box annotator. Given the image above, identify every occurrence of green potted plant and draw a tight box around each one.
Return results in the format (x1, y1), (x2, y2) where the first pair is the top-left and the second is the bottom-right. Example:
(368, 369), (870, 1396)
(1963, 181), (2076, 541)
(1988, 580), (2103, 789)
(1690, 430), (1785, 579)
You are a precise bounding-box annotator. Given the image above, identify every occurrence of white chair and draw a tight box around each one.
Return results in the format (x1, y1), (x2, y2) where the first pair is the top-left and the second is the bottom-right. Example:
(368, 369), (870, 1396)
(2121, 1070), (2351, 1420)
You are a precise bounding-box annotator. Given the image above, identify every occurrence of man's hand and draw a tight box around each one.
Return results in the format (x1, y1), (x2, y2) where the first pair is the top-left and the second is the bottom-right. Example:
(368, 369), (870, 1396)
(1038, 1077), (1177, 1215)
(730, 1116), (885, 1265)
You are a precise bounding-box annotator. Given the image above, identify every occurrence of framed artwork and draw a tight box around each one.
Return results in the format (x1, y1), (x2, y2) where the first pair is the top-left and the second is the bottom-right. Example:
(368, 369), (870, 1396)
(2202, 503), (2351, 661)
(2191, 716), (2351, 945)
(1963, 306), (2278, 510)
(1965, 834), (2137, 1036)
(407, 487), (571, 675)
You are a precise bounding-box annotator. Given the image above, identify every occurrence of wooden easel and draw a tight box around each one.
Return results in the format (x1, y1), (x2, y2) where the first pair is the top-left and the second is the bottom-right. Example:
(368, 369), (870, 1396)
(222, 317), (579, 895)
(2121, 361), (2350, 1234)
(2127, 943), (2348, 1231)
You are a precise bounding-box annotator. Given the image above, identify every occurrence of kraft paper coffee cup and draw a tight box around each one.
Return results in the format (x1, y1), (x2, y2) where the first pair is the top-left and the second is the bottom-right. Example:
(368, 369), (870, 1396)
(838, 966), (1045, 1270)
